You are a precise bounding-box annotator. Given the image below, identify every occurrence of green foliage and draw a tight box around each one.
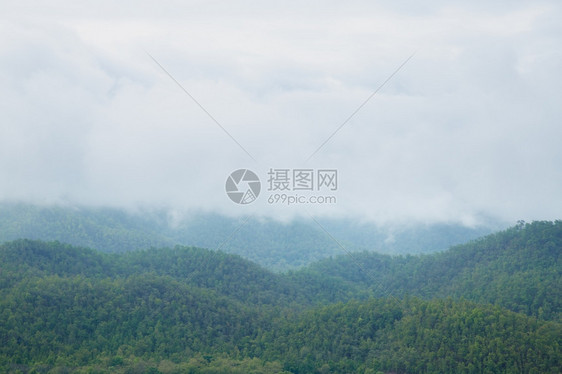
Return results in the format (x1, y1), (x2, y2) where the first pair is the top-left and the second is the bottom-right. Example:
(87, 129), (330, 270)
(257, 298), (561, 373)
(0, 239), (304, 307)
(0, 203), (174, 253)
(295, 220), (562, 321)
(0, 202), (498, 271)
(0, 221), (560, 373)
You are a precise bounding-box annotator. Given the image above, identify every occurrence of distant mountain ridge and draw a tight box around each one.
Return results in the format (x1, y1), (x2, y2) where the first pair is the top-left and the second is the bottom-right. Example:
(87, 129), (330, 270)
(0, 202), (503, 270)
(1, 220), (560, 321)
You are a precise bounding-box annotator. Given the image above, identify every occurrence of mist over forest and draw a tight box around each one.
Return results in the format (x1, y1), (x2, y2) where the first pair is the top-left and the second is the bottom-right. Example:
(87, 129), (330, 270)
(2, 0), (562, 372)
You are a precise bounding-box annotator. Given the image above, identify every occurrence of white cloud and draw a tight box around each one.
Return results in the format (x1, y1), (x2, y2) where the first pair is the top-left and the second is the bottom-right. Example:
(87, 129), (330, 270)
(0, 0), (561, 224)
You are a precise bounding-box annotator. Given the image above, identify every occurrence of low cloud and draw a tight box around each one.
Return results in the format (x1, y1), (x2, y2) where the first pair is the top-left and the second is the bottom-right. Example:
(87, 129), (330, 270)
(1, 1), (561, 225)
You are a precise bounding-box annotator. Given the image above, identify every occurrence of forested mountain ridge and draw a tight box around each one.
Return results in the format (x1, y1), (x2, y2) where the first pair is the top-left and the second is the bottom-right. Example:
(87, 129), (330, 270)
(2, 270), (559, 373)
(259, 298), (561, 374)
(0, 221), (560, 372)
(0, 240), (303, 307)
(0, 204), (174, 252)
(294, 220), (562, 321)
(0, 202), (501, 270)
(1, 220), (560, 319)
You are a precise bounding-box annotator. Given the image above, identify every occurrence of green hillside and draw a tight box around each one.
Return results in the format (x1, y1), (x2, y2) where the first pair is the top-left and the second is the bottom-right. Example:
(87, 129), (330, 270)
(294, 220), (561, 321)
(0, 202), (500, 270)
(0, 240), (302, 307)
(0, 204), (174, 252)
(0, 221), (560, 373)
(259, 298), (561, 374)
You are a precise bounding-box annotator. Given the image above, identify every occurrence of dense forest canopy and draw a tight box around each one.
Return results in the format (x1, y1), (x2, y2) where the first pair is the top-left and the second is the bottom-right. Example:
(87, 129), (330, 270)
(0, 220), (560, 372)
(0, 202), (501, 271)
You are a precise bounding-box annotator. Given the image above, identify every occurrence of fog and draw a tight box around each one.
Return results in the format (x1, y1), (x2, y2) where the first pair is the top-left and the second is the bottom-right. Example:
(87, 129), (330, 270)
(1, 0), (561, 225)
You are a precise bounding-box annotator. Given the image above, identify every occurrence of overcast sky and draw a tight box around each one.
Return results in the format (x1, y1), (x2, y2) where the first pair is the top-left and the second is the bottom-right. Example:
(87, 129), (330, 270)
(1, 0), (561, 225)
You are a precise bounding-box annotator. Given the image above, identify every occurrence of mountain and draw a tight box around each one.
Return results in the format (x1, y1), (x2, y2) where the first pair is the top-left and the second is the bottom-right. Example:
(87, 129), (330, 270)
(0, 240), (302, 307)
(0, 203), (174, 252)
(2, 277), (559, 373)
(2, 221), (559, 319)
(293, 220), (562, 321)
(0, 221), (560, 373)
(0, 202), (503, 270)
(258, 298), (561, 374)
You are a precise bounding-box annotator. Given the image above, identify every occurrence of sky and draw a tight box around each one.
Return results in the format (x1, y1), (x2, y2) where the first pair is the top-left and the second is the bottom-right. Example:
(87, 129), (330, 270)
(0, 0), (561, 226)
